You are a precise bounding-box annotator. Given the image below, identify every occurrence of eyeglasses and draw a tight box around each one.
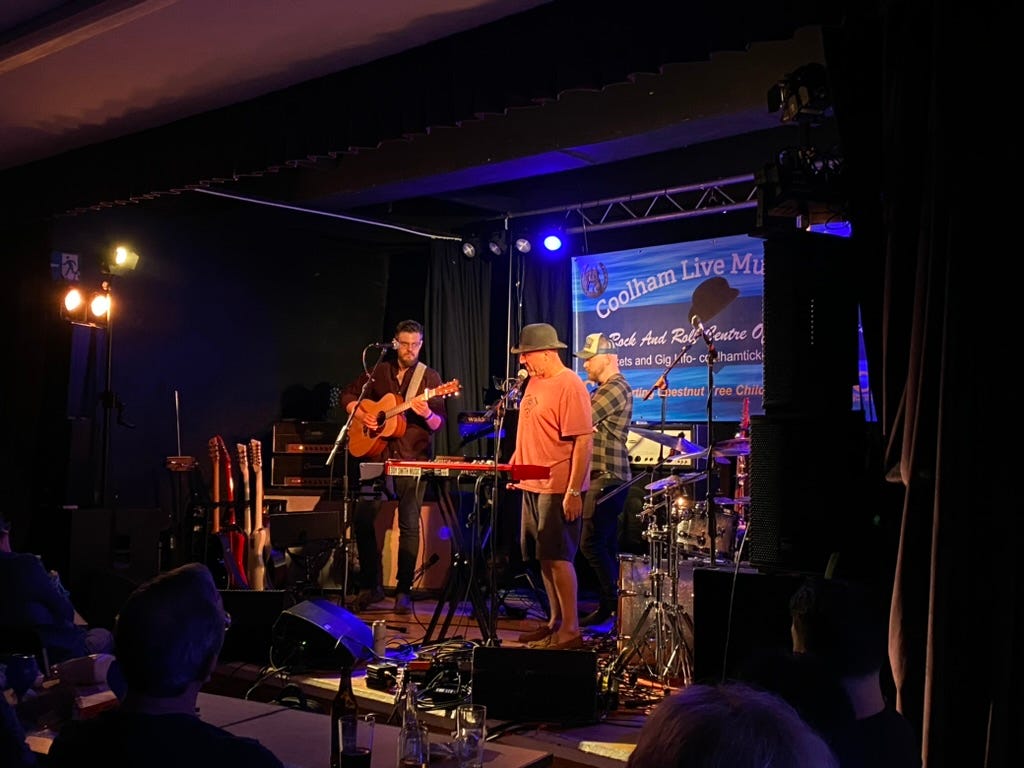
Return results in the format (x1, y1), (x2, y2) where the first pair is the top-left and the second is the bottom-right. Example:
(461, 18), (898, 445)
(397, 341), (422, 350)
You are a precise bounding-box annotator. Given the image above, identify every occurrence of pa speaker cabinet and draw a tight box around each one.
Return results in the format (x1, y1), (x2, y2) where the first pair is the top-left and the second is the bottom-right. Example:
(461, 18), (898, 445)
(748, 410), (866, 572)
(271, 598), (372, 671)
(471, 646), (598, 724)
(219, 589), (296, 664)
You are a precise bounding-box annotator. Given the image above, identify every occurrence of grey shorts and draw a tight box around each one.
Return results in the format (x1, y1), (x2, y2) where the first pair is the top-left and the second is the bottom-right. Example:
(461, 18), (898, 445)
(520, 491), (582, 562)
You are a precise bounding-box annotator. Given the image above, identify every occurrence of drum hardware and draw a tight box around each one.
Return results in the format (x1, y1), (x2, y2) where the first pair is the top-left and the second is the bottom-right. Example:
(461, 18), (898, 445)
(605, 499), (694, 685)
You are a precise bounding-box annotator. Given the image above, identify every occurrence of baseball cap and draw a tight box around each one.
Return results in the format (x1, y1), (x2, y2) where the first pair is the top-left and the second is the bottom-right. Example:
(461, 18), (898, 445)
(574, 333), (616, 359)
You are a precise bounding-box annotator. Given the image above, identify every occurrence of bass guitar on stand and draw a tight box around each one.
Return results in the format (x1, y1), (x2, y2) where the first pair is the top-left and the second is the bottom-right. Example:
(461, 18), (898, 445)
(210, 435), (248, 589)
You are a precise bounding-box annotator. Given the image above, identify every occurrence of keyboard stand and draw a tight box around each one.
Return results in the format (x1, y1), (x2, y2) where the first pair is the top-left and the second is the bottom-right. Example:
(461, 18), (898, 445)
(422, 475), (493, 645)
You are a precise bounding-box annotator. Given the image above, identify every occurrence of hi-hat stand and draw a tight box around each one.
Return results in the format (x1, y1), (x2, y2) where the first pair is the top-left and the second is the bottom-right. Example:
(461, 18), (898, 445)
(605, 490), (694, 685)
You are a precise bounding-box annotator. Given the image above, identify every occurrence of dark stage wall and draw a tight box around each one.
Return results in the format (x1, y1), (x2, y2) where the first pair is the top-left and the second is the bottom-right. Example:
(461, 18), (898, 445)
(12, 199), (428, 534)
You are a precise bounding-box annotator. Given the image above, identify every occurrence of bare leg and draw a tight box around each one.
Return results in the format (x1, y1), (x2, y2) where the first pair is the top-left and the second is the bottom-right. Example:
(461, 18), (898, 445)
(546, 559), (580, 642)
(539, 560), (562, 629)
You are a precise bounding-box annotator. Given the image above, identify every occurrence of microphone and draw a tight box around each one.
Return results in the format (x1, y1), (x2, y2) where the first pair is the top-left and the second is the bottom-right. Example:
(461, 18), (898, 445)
(509, 368), (529, 393)
(368, 340), (398, 350)
(690, 312), (706, 335)
(413, 552), (441, 580)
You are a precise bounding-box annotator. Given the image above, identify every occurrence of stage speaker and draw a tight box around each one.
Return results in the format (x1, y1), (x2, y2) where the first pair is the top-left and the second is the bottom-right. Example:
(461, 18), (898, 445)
(471, 646), (598, 724)
(761, 231), (859, 415)
(748, 411), (865, 572)
(219, 589), (296, 664)
(692, 567), (802, 684)
(270, 598), (373, 671)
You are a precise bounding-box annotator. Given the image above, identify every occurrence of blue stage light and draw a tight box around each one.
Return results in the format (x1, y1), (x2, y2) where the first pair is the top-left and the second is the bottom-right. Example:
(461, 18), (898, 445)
(543, 234), (562, 251)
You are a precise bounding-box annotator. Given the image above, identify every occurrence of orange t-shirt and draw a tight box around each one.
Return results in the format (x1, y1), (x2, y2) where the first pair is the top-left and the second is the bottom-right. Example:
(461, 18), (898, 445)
(513, 367), (592, 494)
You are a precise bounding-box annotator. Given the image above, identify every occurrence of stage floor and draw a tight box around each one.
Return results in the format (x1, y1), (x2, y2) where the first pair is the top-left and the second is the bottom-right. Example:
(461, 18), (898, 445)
(208, 557), (767, 767)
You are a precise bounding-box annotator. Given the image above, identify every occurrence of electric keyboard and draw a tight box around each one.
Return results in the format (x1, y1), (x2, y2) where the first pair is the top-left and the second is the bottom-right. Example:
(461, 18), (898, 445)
(384, 458), (550, 481)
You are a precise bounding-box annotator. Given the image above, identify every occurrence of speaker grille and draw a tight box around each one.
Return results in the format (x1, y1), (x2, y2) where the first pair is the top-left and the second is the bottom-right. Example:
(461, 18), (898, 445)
(749, 412), (865, 573)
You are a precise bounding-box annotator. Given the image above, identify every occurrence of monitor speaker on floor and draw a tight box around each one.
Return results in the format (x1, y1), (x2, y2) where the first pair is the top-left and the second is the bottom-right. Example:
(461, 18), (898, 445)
(270, 598), (373, 671)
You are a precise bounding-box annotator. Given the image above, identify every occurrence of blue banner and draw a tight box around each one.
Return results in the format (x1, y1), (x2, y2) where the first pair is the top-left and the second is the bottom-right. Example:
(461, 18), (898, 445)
(571, 234), (765, 423)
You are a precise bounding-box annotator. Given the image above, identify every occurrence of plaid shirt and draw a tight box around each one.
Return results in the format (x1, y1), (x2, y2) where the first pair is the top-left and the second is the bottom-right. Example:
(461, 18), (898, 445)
(590, 372), (632, 482)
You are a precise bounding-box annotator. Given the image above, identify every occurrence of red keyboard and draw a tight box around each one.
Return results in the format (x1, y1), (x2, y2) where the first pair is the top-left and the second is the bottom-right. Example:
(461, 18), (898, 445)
(384, 459), (550, 481)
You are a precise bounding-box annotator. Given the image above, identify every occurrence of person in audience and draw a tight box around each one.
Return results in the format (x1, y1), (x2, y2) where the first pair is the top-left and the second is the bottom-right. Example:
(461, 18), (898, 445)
(0, 513), (114, 664)
(789, 576), (921, 768)
(574, 332), (633, 628)
(1, 665), (37, 767)
(508, 323), (593, 650)
(737, 645), (857, 762)
(47, 562), (284, 768)
(626, 681), (838, 768)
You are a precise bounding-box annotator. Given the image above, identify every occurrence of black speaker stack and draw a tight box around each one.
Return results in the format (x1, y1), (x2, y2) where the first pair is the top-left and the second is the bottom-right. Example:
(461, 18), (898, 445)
(749, 230), (864, 573)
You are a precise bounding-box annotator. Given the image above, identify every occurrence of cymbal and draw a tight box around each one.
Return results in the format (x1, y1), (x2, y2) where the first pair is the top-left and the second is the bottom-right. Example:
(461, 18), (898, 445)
(712, 437), (750, 457)
(645, 472), (708, 492)
(629, 427), (706, 458)
(713, 495), (751, 506)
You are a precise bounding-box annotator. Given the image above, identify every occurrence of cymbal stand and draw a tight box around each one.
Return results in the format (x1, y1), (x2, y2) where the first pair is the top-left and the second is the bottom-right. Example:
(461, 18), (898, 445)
(606, 494), (693, 685)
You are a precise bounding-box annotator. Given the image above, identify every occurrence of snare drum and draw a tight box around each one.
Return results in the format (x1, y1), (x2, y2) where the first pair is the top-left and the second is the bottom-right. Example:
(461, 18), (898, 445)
(677, 503), (738, 559)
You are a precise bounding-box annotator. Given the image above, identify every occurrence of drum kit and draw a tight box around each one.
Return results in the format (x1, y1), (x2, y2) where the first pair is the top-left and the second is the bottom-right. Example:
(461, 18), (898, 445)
(608, 427), (750, 685)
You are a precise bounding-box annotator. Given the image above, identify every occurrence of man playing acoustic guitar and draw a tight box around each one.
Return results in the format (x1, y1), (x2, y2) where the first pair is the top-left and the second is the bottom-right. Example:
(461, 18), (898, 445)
(341, 319), (447, 615)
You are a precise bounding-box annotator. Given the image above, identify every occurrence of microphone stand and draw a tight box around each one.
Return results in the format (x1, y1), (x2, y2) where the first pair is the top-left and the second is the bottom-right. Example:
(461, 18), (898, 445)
(482, 377), (521, 646)
(694, 326), (720, 568)
(325, 347), (387, 601)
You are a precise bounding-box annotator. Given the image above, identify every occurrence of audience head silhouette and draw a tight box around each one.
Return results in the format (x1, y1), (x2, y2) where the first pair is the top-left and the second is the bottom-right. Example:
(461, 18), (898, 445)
(626, 681), (838, 768)
(114, 562), (226, 699)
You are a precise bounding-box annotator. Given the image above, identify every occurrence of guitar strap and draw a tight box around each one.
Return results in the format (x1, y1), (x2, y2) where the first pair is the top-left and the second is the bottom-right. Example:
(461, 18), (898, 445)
(405, 362), (427, 400)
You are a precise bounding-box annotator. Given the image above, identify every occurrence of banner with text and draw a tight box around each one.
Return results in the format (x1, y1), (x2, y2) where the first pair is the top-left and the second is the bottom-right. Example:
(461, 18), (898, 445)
(571, 234), (764, 423)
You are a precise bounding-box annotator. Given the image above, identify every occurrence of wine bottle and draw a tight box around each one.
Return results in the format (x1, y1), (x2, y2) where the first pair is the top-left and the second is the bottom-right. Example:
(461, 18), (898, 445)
(330, 665), (359, 768)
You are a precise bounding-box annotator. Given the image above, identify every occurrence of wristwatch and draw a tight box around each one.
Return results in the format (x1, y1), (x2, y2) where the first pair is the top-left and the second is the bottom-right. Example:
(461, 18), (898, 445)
(567, 488), (581, 497)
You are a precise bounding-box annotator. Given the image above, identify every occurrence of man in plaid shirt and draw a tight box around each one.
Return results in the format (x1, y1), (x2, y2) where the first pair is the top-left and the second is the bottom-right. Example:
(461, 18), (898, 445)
(574, 333), (633, 627)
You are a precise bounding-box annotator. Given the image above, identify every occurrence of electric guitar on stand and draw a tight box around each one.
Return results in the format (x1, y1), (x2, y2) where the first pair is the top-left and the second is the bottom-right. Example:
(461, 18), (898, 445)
(247, 438), (270, 591)
(348, 379), (461, 457)
(211, 435), (248, 589)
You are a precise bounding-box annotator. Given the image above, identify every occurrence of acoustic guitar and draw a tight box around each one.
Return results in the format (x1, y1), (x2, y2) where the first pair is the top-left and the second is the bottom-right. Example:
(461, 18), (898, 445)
(348, 379), (460, 457)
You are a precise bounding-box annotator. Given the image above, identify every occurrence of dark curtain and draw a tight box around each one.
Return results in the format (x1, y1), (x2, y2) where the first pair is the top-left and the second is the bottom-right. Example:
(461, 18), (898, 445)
(425, 240), (493, 457)
(827, 5), (1016, 766)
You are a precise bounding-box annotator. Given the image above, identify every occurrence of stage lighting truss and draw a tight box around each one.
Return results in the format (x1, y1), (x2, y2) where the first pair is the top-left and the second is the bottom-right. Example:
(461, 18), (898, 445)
(504, 174), (759, 236)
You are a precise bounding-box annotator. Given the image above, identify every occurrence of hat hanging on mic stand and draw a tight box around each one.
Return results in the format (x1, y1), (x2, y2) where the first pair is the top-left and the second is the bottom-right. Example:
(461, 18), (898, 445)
(640, 276), (739, 566)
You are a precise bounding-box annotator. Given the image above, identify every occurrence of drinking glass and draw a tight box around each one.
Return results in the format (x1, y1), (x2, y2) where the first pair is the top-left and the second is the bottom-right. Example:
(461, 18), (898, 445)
(452, 703), (486, 768)
(397, 722), (430, 768)
(339, 713), (374, 768)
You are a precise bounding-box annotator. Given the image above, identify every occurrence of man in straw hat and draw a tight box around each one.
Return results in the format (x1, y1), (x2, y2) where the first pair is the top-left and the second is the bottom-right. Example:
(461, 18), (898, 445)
(508, 323), (593, 650)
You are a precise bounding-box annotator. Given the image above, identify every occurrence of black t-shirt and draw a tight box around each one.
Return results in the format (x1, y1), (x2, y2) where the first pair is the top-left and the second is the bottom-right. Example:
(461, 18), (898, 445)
(48, 710), (284, 768)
